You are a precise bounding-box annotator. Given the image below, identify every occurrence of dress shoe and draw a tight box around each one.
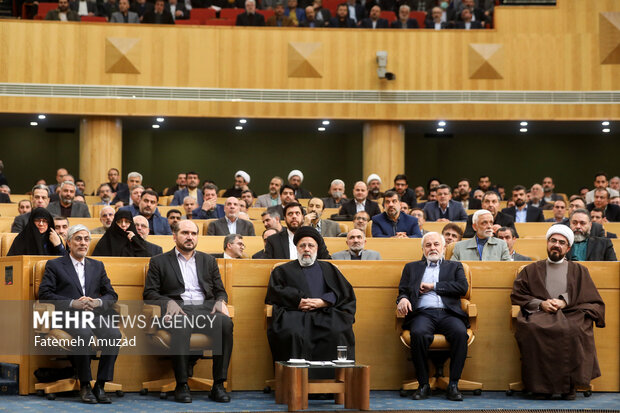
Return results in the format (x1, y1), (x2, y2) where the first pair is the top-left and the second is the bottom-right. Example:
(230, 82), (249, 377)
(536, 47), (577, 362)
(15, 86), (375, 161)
(174, 383), (192, 403)
(92, 383), (112, 404)
(80, 384), (98, 404)
(561, 388), (576, 400)
(413, 384), (431, 400)
(209, 383), (231, 403)
(446, 384), (463, 401)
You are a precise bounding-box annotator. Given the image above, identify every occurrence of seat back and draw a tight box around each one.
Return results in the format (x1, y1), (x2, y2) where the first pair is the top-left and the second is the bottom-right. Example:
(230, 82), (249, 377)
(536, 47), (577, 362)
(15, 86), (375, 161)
(176, 19), (201, 25)
(36, 3), (57, 19)
(380, 11), (396, 22)
(220, 8), (243, 20)
(444, 242), (455, 260)
(33, 260), (49, 300)
(409, 10), (426, 27)
(190, 8), (216, 23)
(257, 9), (274, 20)
(205, 18), (234, 26)
(80, 16), (106, 22)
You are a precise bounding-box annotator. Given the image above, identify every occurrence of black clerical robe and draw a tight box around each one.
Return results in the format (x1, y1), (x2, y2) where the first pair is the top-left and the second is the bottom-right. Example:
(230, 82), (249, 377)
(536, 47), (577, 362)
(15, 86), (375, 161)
(265, 260), (356, 362)
(510, 260), (605, 394)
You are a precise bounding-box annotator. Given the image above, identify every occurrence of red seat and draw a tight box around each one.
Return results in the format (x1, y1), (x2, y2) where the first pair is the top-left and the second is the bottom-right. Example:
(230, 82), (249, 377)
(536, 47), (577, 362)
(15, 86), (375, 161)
(409, 10), (426, 27)
(220, 7), (243, 20)
(323, 0), (339, 16)
(190, 8), (216, 24)
(80, 15), (106, 22)
(380, 11), (396, 23)
(205, 18), (235, 26)
(36, 2), (58, 19)
(257, 9), (274, 20)
(175, 19), (201, 25)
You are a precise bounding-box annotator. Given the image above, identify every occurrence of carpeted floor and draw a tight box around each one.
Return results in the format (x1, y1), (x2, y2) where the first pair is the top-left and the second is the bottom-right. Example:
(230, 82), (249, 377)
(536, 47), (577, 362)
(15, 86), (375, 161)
(0, 390), (618, 412)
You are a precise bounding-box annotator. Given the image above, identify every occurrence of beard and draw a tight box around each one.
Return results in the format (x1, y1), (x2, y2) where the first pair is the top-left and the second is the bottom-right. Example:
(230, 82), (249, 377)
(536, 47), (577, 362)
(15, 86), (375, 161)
(370, 188), (380, 196)
(573, 230), (587, 242)
(515, 199), (525, 207)
(61, 196), (73, 205)
(547, 246), (565, 262)
(426, 251), (441, 262)
(177, 240), (196, 253)
(349, 243), (363, 253)
(298, 252), (317, 267)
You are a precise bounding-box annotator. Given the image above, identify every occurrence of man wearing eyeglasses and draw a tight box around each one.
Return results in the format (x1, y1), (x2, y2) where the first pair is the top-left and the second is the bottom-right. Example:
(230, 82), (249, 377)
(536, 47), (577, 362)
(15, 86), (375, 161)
(511, 224), (605, 400)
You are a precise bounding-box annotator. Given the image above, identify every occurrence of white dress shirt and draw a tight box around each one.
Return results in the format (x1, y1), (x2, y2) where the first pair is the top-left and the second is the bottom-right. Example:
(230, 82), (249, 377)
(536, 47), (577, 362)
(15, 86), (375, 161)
(355, 200), (366, 213)
(287, 229), (298, 259)
(226, 216), (238, 234)
(176, 248), (205, 305)
(70, 255), (86, 294)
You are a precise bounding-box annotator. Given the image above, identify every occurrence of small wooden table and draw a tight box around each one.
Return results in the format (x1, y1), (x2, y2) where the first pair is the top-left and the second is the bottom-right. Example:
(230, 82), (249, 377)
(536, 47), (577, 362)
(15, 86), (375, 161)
(274, 361), (370, 411)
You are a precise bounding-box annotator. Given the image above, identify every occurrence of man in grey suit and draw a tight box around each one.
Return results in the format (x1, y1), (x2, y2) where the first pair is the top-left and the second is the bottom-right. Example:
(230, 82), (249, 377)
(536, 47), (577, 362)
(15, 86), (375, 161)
(303, 197), (341, 237)
(332, 229), (381, 260)
(12, 185), (50, 232)
(423, 184), (468, 222)
(451, 209), (510, 261)
(497, 226), (531, 261)
(110, 0), (140, 23)
(255, 176), (283, 208)
(207, 197), (256, 236)
(47, 181), (91, 218)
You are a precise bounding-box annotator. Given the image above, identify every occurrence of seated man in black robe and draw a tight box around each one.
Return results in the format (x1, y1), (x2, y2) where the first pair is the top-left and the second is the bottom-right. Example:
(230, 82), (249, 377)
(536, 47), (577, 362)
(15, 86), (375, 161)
(265, 227), (356, 363)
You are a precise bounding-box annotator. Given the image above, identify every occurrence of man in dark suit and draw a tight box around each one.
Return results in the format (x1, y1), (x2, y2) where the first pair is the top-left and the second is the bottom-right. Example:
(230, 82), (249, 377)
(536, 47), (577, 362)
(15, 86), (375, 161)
(111, 171), (141, 206)
(391, 4), (420, 28)
(47, 181), (91, 218)
(397, 232), (469, 401)
(133, 215), (164, 256)
(12, 185), (50, 232)
(167, 0), (189, 20)
(143, 220), (233, 403)
(236, 0), (266, 26)
(338, 181), (381, 219)
(139, 190), (172, 235)
(252, 228), (278, 259)
(455, 8), (482, 29)
(372, 191), (422, 238)
(38, 225), (121, 404)
(463, 191), (517, 238)
(423, 184), (468, 222)
(568, 209), (617, 261)
(424, 5), (451, 29)
(130, 0), (154, 19)
(590, 208), (617, 238)
(299, 5), (325, 27)
(171, 172), (202, 207)
(192, 183), (225, 219)
(389, 174), (418, 208)
(44, 0), (81, 20)
(206, 197), (256, 236)
(501, 185), (545, 223)
(345, 0), (364, 23)
(455, 178), (480, 210)
(329, 3), (356, 27)
(587, 188), (620, 222)
(265, 203), (331, 259)
(360, 5), (388, 28)
(497, 227), (532, 261)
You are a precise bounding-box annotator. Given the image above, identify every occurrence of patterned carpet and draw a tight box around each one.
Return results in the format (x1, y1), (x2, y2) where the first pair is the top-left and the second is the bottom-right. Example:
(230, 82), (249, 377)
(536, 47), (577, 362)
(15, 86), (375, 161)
(0, 390), (618, 412)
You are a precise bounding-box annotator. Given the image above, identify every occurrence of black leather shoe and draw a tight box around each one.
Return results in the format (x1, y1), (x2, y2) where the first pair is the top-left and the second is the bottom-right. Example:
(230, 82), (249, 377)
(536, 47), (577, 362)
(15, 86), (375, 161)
(174, 383), (192, 403)
(413, 384), (431, 400)
(209, 383), (231, 403)
(92, 383), (112, 404)
(446, 384), (463, 401)
(80, 384), (98, 404)
(561, 388), (576, 400)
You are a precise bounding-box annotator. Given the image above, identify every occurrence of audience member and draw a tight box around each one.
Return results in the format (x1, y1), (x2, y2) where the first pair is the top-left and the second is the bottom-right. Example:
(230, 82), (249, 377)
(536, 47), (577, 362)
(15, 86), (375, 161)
(101, 0), (120, 19)
(312, 0), (331, 25)
(241, 189), (255, 209)
(568, 209), (616, 261)
(166, 209), (182, 231)
(366, 174), (383, 200)
(390, 174), (417, 208)
(352, 211), (371, 233)
(371, 191), (422, 238)
(17, 199), (32, 215)
(392, 5), (419, 28)
(207, 197), (256, 236)
(93, 210), (151, 257)
(133, 215), (164, 256)
(501, 185), (545, 222)
(110, 0), (140, 22)
(139, 190), (172, 235)
(130, 0), (154, 19)
(332, 228), (381, 260)
(303, 197), (341, 237)
(261, 209), (283, 232)
(166, 173), (186, 196)
(288, 169), (312, 199)
(360, 5), (388, 28)
(255, 176), (283, 207)
(112, 171), (142, 206)
(8, 208), (65, 256)
(167, 0), (188, 21)
(546, 199), (567, 223)
(266, 1), (295, 25)
(425, 6), (449, 29)
(541, 176), (562, 203)
(92, 206), (116, 234)
(610, 176), (620, 192)
(53, 216), (70, 241)
(219, 234), (246, 259)
(47, 181), (91, 218)
(322, 179), (346, 208)
(252, 228), (278, 259)
(96, 184), (114, 205)
(338, 181), (381, 219)
(452, 209), (510, 261)
(410, 208), (426, 234)
(329, 3), (356, 27)
(455, 178), (480, 210)
(590, 208), (617, 238)
(299, 5), (322, 27)
(223, 170), (252, 198)
(455, 7), (481, 29)
(463, 191), (516, 238)
(345, 0), (364, 23)
(192, 183), (225, 219)
(106, 168), (128, 200)
(528, 184), (548, 209)
(611, 196), (620, 206)
(587, 188), (620, 222)
(236, 0), (266, 26)
(424, 184), (467, 222)
(441, 223), (463, 245)
(45, 0), (80, 21)
(496, 226), (531, 261)
(585, 171), (619, 204)
(182, 196), (197, 219)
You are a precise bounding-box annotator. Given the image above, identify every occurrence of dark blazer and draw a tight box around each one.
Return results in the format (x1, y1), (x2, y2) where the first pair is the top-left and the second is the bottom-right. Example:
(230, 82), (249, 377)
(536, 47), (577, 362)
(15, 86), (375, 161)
(118, 203), (140, 217)
(192, 204), (225, 219)
(455, 20), (482, 29)
(348, 3), (365, 22)
(47, 201), (91, 218)
(235, 12), (266, 26)
(424, 20), (450, 29)
(145, 240), (163, 256)
(587, 203), (620, 222)
(130, 1), (153, 17)
(69, 0), (97, 14)
(463, 211), (517, 238)
(39, 255), (117, 312)
(465, 198), (482, 210)
(560, 219), (605, 238)
(360, 17), (389, 28)
(397, 259), (469, 330)
(392, 18), (420, 28)
(299, 18), (324, 27)
(142, 9), (175, 24)
(388, 187), (417, 208)
(44, 9), (81, 20)
(148, 213), (173, 235)
(111, 183), (130, 205)
(206, 217), (256, 236)
(371, 212), (422, 238)
(171, 188), (203, 207)
(423, 200), (468, 222)
(513, 252), (532, 262)
(0, 193), (10, 203)
(252, 249), (267, 259)
(501, 205), (545, 223)
(264, 229), (331, 259)
(329, 17), (357, 28)
(294, 187), (313, 199)
(11, 212), (29, 233)
(167, 2), (189, 19)
(338, 198), (381, 219)
(144, 249), (228, 309)
(568, 237), (617, 262)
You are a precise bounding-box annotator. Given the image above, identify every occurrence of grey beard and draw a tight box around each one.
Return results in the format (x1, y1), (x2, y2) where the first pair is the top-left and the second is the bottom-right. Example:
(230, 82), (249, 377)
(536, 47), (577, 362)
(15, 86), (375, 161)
(574, 233), (587, 242)
(298, 253), (317, 267)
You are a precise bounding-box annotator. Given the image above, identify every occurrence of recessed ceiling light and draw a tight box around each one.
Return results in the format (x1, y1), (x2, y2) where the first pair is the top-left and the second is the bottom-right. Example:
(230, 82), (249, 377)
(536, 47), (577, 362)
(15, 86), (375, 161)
(38, 114), (46, 120)
(239, 119), (247, 124)
(520, 121), (528, 126)
(318, 127), (326, 131)
(235, 126), (243, 130)
(602, 128), (610, 133)
(152, 124), (160, 129)
(436, 128), (444, 132)
(602, 121), (610, 126)
(156, 117), (164, 123)
(520, 128), (528, 133)
(30, 121), (38, 126)
(438, 121), (446, 127)
(322, 120), (330, 125)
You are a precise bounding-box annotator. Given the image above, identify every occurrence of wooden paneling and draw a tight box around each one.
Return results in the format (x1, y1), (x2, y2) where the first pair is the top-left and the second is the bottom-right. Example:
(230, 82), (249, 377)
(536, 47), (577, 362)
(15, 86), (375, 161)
(0, 0), (618, 119)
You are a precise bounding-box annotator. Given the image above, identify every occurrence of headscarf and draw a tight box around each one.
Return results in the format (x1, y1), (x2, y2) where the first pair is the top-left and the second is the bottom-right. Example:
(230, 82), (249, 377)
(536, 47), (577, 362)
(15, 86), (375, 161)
(92, 210), (151, 257)
(8, 207), (59, 256)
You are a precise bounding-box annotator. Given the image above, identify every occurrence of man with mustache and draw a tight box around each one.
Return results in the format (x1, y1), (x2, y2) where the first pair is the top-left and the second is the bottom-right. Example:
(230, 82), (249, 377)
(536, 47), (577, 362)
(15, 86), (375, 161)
(265, 227), (356, 363)
(567, 209), (616, 261)
(451, 209), (510, 261)
(139, 190), (172, 235)
(47, 181), (91, 218)
(331, 229), (381, 260)
(511, 225), (605, 399)
(463, 191), (517, 238)
(371, 191), (422, 238)
(501, 185), (545, 223)
(366, 174), (383, 201)
(397, 232), (470, 401)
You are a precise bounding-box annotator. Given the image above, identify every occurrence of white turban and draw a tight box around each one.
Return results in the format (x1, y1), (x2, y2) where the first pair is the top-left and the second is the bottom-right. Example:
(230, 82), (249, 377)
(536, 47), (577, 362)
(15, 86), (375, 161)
(366, 174), (381, 185)
(546, 224), (574, 247)
(235, 170), (250, 184)
(288, 170), (304, 182)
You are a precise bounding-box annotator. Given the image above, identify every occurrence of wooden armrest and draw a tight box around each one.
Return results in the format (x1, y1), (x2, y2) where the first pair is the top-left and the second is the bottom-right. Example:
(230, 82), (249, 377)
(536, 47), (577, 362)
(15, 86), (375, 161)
(33, 302), (55, 334)
(226, 305), (235, 318)
(465, 302), (477, 317)
(113, 303), (129, 317)
(395, 309), (405, 318)
(511, 305), (520, 318)
(265, 304), (273, 318)
(142, 304), (161, 318)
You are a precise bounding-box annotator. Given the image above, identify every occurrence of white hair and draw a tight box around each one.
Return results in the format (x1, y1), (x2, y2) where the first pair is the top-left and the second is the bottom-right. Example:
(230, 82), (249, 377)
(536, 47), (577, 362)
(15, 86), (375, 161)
(421, 231), (445, 249)
(330, 179), (345, 187)
(59, 180), (76, 190)
(127, 171), (143, 181)
(67, 224), (91, 241)
(472, 209), (493, 225)
(99, 206), (115, 217)
(182, 195), (196, 203)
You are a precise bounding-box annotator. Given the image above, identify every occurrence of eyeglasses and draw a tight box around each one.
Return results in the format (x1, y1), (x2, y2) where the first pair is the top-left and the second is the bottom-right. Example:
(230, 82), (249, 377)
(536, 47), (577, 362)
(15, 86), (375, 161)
(547, 237), (568, 247)
(354, 217), (369, 221)
(72, 236), (91, 243)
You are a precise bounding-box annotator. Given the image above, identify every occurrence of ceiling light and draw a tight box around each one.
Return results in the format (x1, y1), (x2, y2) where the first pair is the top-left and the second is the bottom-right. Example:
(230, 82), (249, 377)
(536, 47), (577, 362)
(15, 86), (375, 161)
(30, 121), (38, 126)
(156, 117), (164, 123)
(602, 121), (609, 126)
(437, 121), (446, 127)
(436, 128), (444, 132)
(322, 120), (330, 125)
(520, 121), (528, 126)
(235, 126), (243, 130)
(38, 114), (46, 120)
(152, 124), (160, 129)
(239, 119), (247, 124)
(520, 128), (528, 133)
(318, 127), (326, 131)
(602, 128), (610, 133)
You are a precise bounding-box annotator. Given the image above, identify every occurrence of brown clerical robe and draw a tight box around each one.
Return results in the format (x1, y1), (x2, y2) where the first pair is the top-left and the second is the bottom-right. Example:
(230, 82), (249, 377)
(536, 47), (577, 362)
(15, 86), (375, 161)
(510, 260), (605, 394)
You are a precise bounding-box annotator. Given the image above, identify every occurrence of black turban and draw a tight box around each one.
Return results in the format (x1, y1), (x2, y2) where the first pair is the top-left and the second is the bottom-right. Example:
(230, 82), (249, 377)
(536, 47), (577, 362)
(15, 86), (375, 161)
(292, 226), (323, 246)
